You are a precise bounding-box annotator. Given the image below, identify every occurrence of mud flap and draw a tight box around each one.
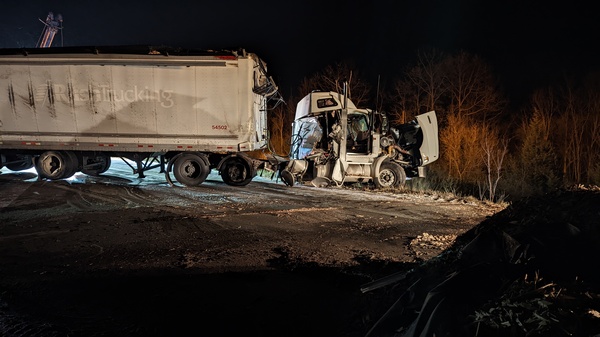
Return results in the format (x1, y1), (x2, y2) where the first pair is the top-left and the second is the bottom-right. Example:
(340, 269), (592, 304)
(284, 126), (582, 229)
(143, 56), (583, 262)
(331, 159), (347, 184)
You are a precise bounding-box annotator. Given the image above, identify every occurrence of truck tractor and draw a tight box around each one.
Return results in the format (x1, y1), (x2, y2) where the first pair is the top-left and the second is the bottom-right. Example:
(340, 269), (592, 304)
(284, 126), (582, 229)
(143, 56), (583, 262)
(280, 90), (438, 188)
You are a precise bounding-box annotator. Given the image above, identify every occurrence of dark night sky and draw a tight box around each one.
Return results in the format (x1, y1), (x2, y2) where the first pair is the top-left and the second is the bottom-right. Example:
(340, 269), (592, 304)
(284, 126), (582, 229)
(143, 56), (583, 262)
(1, 0), (597, 105)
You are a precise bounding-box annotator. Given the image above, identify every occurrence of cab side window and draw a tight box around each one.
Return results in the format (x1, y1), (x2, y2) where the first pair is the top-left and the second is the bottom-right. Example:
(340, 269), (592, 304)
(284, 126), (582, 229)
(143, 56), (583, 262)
(347, 114), (369, 153)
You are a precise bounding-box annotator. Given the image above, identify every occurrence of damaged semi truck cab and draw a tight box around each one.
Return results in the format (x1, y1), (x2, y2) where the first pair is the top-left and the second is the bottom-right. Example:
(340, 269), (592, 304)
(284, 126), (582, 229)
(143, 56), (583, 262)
(280, 91), (439, 188)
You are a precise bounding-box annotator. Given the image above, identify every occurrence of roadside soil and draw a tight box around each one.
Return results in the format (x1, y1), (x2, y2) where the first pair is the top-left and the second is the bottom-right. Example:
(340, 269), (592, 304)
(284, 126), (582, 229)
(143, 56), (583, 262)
(0, 165), (503, 337)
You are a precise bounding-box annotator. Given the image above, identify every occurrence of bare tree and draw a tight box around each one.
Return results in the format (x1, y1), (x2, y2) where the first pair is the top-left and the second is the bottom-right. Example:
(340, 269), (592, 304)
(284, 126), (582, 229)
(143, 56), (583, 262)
(442, 51), (506, 122)
(480, 124), (509, 201)
(390, 50), (507, 196)
(585, 103), (600, 184)
(525, 81), (600, 187)
(390, 49), (445, 124)
(267, 97), (294, 157)
(552, 83), (587, 185)
(297, 62), (372, 107)
(565, 78), (600, 183)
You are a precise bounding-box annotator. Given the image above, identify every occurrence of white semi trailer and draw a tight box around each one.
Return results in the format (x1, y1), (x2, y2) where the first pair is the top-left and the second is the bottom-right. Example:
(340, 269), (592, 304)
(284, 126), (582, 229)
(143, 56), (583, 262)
(0, 46), (281, 186)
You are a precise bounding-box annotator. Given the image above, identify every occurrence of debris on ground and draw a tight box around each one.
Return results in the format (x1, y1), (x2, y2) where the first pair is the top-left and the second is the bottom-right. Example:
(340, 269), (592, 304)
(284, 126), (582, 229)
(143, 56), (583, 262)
(364, 186), (600, 337)
(409, 232), (457, 260)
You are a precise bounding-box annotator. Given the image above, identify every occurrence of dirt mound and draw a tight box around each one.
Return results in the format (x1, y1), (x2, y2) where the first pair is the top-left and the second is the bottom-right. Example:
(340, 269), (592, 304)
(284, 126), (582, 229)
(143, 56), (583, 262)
(364, 186), (600, 337)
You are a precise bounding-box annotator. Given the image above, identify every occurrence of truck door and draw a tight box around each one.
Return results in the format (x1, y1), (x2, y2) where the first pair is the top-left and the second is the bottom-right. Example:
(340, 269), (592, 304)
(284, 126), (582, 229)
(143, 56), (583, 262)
(347, 113), (369, 153)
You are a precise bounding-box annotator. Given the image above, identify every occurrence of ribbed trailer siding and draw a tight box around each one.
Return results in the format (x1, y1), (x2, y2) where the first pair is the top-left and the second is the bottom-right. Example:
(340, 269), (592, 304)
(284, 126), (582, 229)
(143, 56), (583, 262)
(0, 48), (270, 152)
(0, 47), (280, 186)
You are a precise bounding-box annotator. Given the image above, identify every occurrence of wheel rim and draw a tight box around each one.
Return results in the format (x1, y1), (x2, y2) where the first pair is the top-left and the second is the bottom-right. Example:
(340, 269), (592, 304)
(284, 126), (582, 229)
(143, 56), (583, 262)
(82, 155), (110, 175)
(41, 156), (60, 176)
(378, 168), (396, 187)
(179, 159), (202, 179)
(225, 162), (247, 183)
(38, 152), (67, 179)
(172, 154), (209, 186)
(220, 156), (253, 186)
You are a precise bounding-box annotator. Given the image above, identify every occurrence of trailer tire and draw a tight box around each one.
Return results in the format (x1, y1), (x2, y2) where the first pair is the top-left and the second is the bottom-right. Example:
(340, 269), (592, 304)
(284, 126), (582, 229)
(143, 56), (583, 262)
(280, 169), (295, 187)
(375, 161), (406, 188)
(35, 151), (70, 180)
(82, 154), (111, 176)
(63, 151), (80, 179)
(173, 153), (210, 187)
(220, 156), (253, 186)
(5, 155), (34, 171)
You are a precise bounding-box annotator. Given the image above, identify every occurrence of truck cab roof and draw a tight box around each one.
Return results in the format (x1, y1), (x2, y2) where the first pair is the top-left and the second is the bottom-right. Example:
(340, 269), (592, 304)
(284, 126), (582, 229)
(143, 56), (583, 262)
(295, 91), (357, 120)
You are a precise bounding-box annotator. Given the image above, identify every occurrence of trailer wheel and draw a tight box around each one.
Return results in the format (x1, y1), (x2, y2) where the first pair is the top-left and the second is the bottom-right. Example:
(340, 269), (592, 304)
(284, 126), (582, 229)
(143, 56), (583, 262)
(35, 151), (70, 180)
(173, 153), (210, 187)
(82, 154), (111, 176)
(280, 169), (295, 187)
(220, 156), (253, 186)
(4, 155), (34, 171)
(375, 161), (406, 188)
(63, 151), (80, 179)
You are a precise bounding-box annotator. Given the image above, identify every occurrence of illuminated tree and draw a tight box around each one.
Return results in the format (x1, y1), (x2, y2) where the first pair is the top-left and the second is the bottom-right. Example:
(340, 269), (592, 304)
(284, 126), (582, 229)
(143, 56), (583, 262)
(480, 124), (509, 201)
(392, 50), (508, 196)
(297, 62), (372, 107)
(442, 51), (506, 122)
(515, 100), (560, 195)
(390, 49), (445, 124)
(439, 113), (485, 182)
(267, 97), (294, 157)
(550, 80), (600, 185)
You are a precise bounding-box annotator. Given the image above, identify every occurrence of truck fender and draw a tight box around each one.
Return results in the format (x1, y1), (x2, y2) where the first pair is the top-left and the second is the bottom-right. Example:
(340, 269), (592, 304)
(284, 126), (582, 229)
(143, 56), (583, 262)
(371, 156), (389, 179)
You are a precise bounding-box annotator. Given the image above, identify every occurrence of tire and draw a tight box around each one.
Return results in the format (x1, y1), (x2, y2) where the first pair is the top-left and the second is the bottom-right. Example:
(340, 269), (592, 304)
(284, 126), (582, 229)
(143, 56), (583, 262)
(5, 155), (34, 171)
(63, 151), (80, 179)
(173, 153), (210, 186)
(220, 156), (253, 186)
(81, 154), (111, 176)
(374, 161), (406, 188)
(280, 169), (295, 187)
(35, 151), (70, 180)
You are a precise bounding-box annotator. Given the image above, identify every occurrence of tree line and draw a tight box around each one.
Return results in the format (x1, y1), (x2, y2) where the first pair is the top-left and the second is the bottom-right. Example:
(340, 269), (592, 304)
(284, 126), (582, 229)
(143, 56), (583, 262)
(267, 49), (600, 201)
